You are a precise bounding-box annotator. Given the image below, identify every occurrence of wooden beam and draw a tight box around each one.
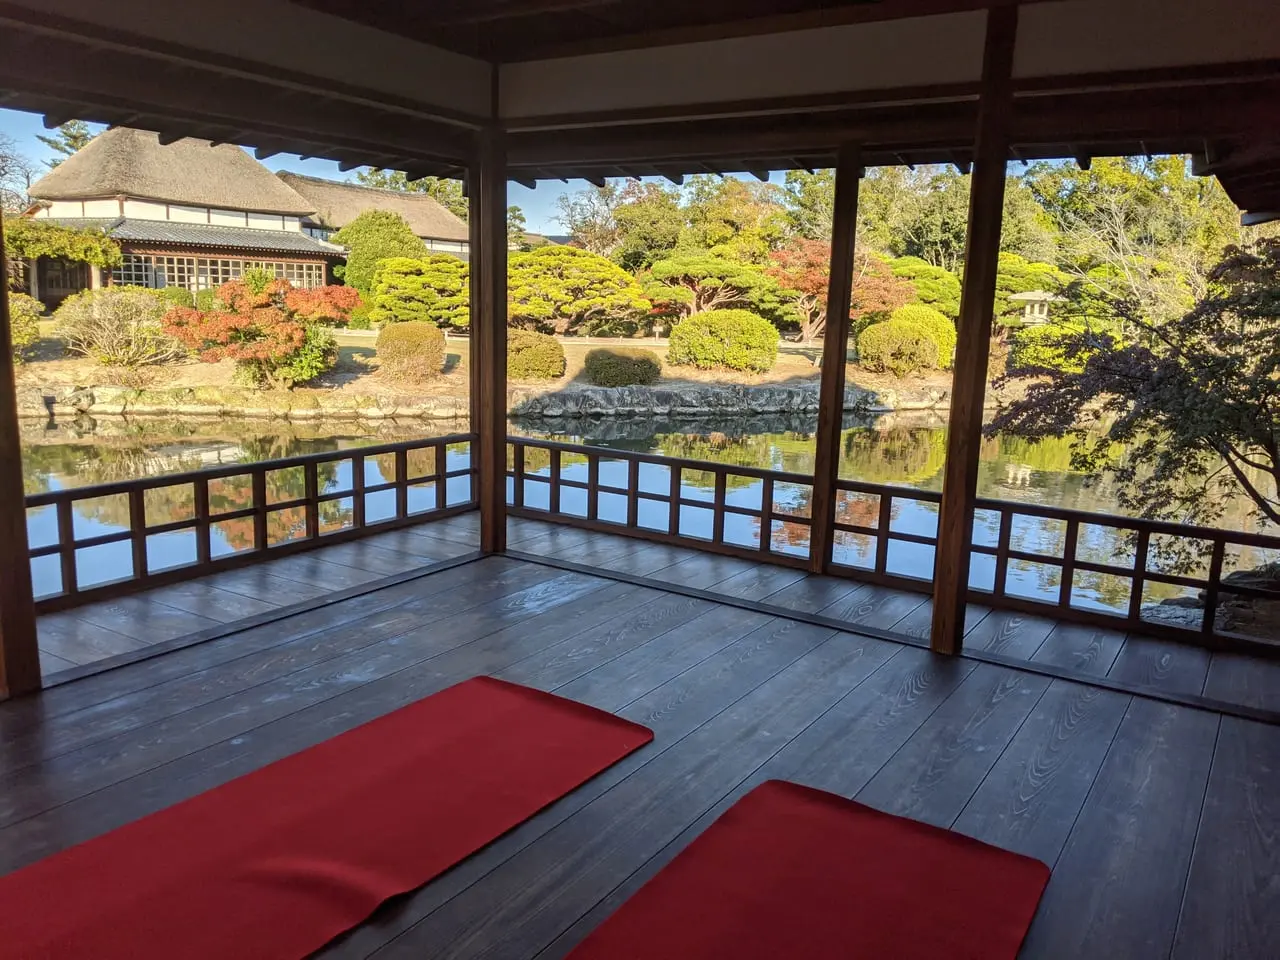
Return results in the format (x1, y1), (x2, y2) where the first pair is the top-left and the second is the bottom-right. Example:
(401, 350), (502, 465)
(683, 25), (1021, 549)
(806, 143), (861, 575)
(472, 129), (508, 555)
(930, 4), (1018, 655)
(0, 214), (40, 699)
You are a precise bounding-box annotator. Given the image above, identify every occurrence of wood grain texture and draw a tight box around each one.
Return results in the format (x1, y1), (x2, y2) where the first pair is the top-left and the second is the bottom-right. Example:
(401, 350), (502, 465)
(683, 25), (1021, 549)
(952, 679), (1130, 864)
(1201, 653), (1280, 712)
(1108, 634), (1211, 696)
(1031, 623), (1127, 676)
(963, 610), (1058, 659)
(855, 663), (1050, 827)
(1172, 716), (1280, 960)
(1021, 698), (1219, 958)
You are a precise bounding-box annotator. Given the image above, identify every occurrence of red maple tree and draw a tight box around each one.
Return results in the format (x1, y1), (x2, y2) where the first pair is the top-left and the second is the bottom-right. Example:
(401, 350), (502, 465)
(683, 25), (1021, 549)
(768, 239), (914, 342)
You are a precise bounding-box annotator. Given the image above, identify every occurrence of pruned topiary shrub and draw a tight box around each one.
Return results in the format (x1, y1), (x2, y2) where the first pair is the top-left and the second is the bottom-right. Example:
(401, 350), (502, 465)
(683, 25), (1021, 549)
(583, 347), (662, 387)
(666, 309), (779, 373)
(857, 318), (940, 377)
(376, 321), (446, 383)
(7, 292), (43, 363)
(155, 286), (195, 309)
(508, 329), (565, 380)
(56, 287), (184, 367)
(890, 304), (956, 368)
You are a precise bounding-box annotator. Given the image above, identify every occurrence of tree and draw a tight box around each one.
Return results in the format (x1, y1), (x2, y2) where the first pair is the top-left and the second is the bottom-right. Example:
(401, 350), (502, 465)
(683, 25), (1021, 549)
(612, 181), (684, 271)
(989, 239), (1280, 569)
(330, 210), (427, 298)
(507, 205), (529, 250)
(0, 133), (37, 212)
(282, 285), (362, 326)
(37, 120), (95, 168)
(679, 175), (788, 263)
(4, 218), (121, 275)
(995, 253), (1069, 324)
(353, 168), (468, 220)
(766, 241), (914, 342)
(889, 256), (962, 318)
(555, 183), (620, 255)
(507, 245), (650, 335)
(368, 255), (469, 329)
(781, 169), (835, 240)
(647, 252), (782, 321)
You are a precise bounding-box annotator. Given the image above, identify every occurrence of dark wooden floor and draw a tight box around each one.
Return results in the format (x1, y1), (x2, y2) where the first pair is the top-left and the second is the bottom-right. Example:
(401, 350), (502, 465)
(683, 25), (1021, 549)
(1, 532), (1276, 958)
(507, 517), (1280, 715)
(35, 517), (481, 678)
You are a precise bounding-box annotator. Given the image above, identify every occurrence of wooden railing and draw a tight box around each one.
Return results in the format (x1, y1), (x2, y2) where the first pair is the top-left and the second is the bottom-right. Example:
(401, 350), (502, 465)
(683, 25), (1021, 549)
(508, 437), (1280, 652)
(25, 433), (477, 612)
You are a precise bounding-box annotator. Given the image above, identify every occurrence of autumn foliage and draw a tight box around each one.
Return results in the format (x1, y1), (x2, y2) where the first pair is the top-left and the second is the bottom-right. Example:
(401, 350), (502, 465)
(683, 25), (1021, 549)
(162, 278), (336, 387)
(767, 240), (913, 341)
(284, 284), (363, 325)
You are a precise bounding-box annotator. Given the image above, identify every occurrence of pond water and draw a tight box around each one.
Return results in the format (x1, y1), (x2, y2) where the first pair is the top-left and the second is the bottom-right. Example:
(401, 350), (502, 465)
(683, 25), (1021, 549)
(20, 412), (1277, 622)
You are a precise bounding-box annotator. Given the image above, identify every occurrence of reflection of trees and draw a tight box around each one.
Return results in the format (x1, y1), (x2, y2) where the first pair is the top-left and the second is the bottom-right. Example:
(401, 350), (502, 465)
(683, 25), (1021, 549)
(839, 426), (947, 487)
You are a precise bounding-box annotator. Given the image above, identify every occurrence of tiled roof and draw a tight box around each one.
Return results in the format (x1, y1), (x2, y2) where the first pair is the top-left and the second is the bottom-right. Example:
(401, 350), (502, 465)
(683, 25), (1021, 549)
(48, 218), (343, 256)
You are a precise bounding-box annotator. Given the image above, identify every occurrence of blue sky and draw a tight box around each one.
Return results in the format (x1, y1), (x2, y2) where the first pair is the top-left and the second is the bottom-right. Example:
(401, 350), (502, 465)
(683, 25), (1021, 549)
(1, 107), (606, 234)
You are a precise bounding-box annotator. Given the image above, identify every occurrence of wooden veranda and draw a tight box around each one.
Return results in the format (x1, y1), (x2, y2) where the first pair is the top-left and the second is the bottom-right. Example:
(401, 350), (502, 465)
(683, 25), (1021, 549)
(1, 3), (1279, 954)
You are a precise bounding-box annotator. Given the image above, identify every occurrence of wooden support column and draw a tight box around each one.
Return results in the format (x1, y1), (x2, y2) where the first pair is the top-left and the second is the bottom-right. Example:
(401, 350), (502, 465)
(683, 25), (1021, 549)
(0, 214), (40, 698)
(930, 5), (1018, 654)
(807, 143), (861, 573)
(470, 128), (508, 554)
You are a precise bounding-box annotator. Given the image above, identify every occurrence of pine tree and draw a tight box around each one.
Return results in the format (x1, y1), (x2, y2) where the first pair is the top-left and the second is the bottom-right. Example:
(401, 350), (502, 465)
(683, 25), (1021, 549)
(37, 120), (95, 168)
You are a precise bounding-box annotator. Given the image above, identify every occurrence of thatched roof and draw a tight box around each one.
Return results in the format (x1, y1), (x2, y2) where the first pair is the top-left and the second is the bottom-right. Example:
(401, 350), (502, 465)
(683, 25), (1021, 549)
(278, 172), (469, 242)
(29, 128), (315, 216)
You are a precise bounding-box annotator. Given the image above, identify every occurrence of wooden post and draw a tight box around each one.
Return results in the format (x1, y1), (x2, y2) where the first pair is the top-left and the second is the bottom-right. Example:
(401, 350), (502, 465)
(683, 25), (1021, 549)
(930, 5), (1018, 654)
(471, 128), (508, 554)
(0, 214), (40, 698)
(807, 143), (861, 574)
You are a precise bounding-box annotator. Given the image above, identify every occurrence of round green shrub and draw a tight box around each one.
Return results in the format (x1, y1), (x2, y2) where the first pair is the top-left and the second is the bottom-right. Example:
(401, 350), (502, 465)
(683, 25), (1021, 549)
(666, 309), (779, 374)
(376, 321), (446, 383)
(276, 327), (337, 387)
(7, 292), (43, 363)
(857, 318), (941, 377)
(154, 286), (195, 309)
(347, 302), (374, 330)
(1009, 322), (1090, 374)
(508, 329), (565, 380)
(583, 347), (662, 387)
(890, 304), (956, 368)
(194, 288), (216, 312)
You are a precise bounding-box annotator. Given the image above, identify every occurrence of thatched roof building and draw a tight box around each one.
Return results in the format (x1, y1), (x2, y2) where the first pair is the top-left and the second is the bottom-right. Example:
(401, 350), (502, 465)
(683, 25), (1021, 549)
(278, 172), (468, 251)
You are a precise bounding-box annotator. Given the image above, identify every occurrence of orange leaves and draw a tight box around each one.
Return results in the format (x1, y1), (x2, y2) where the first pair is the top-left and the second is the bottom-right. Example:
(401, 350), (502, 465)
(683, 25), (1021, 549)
(161, 281), (308, 366)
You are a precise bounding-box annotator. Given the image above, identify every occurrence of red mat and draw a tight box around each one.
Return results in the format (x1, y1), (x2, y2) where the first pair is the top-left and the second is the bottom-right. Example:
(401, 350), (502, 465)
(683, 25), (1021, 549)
(570, 779), (1050, 960)
(0, 676), (651, 960)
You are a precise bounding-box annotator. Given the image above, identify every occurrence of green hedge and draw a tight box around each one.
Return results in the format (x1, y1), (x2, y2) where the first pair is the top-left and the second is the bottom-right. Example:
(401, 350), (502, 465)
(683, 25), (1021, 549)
(8, 292), (43, 363)
(857, 318), (940, 377)
(508, 329), (566, 380)
(1009, 322), (1091, 373)
(376, 321), (446, 382)
(667, 309), (779, 373)
(583, 347), (662, 387)
(890, 304), (956, 368)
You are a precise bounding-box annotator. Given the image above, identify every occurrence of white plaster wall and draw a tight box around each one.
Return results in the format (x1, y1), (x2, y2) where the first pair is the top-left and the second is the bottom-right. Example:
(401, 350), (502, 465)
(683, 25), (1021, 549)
(123, 199), (168, 220)
(4, 0), (492, 117)
(1015, 0), (1280, 77)
(247, 212), (285, 230)
(501, 11), (987, 117)
(169, 204), (208, 224)
(81, 198), (119, 217)
(210, 209), (247, 227)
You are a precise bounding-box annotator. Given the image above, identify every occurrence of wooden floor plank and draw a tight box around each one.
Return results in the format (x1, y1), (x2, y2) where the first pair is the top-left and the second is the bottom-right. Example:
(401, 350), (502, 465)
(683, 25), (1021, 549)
(761, 572), (867, 613)
(643, 552), (759, 590)
(36, 614), (149, 666)
(248, 553), (385, 591)
(365, 627), (894, 960)
(309, 540), (442, 576)
(854, 664), (1052, 828)
(819, 582), (928, 630)
(952, 680), (1130, 864)
(125, 580), (279, 624)
(196, 565), (330, 605)
(1108, 634), (1212, 697)
(885, 598), (989, 642)
(710, 562), (807, 601)
(0, 569), (610, 832)
(590, 541), (703, 578)
(1201, 653), (1280, 712)
(1031, 624), (1128, 677)
(1171, 716), (1280, 960)
(3, 560), (537, 758)
(961, 610), (1059, 659)
(65, 596), (221, 645)
(1020, 698), (1220, 958)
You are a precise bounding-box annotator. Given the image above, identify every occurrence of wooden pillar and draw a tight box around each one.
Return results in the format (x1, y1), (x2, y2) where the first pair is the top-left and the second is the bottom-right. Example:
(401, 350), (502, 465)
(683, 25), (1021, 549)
(0, 214), (40, 698)
(807, 144), (861, 573)
(470, 128), (507, 554)
(930, 5), (1018, 654)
